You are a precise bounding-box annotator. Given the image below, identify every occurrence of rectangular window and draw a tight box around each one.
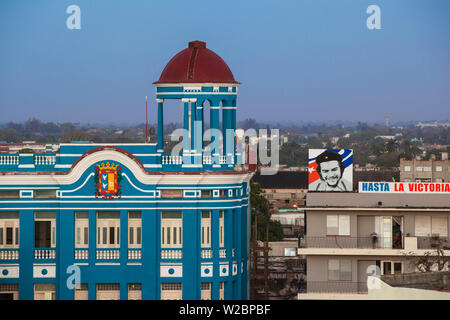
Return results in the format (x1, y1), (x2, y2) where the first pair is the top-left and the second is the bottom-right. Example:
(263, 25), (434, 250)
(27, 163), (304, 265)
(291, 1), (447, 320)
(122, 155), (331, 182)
(327, 215), (350, 236)
(96, 212), (120, 248)
(219, 282), (225, 300)
(201, 211), (211, 248)
(436, 166), (442, 172)
(161, 190), (183, 198)
(219, 190), (227, 198)
(34, 190), (57, 199)
(74, 284), (88, 300)
(96, 283), (120, 300)
(381, 261), (403, 275)
(34, 212), (56, 248)
(128, 211), (142, 248)
(415, 216), (448, 237)
(219, 211), (225, 247)
(128, 283), (142, 300)
(328, 259), (352, 281)
(404, 166), (411, 172)
(432, 216), (448, 237)
(75, 211), (89, 248)
(34, 283), (55, 300)
(201, 282), (211, 300)
(161, 211), (182, 248)
(161, 283), (182, 300)
(0, 212), (19, 249)
(0, 191), (19, 199)
(0, 283), (19, 300)
(201, 190), (212, 198)
(393, 262), (402, 274)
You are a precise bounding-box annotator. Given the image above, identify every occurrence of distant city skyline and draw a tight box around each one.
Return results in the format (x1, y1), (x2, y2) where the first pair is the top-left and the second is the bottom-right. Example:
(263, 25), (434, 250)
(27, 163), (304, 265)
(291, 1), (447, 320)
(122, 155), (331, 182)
(1, 0), (449, 124)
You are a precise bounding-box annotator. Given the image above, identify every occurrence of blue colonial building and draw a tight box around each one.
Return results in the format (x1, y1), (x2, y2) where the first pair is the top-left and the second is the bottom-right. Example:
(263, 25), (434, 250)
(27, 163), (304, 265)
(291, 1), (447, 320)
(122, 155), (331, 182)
(0, 41), (252, 300)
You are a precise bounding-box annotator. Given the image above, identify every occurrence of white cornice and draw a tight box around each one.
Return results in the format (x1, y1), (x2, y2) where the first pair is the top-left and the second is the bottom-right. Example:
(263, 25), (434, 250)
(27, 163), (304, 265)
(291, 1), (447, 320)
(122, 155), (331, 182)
(0, 149), (253, 186)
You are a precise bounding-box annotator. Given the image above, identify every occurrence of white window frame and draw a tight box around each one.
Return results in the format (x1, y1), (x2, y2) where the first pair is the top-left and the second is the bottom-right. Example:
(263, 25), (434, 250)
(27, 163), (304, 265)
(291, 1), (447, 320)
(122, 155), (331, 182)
(380, 261), (404, 275)
(328, 259), (352, 281)
(201, 211), (211, 248)
(201, 282), (211, 300)
(96, 212), (120, 248)
(96, 283), (120, 300)
(161, 283), (182, 300)
(34, 283), (55, 300)
(128, 212), (142, 249)
(0, 213), (19, 249)
(219, 210), (225, 248)
(415, 216), (448, 237)
(219, 282), (225, 300)
(128, 283), (142, 300)
(34, 212), (56, 248)
(161, 211), (182, 248)
(326, 215), (350, 236)
(75, 212), (89, 249)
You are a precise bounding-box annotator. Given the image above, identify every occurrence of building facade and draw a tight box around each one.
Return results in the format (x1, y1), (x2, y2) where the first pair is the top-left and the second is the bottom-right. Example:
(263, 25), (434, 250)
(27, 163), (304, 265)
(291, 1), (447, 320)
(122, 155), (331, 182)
(298, 192), (450, 300)
(253, 171), (308, 209)
(400, 152), (449, 182)
(0, 41), (253, 300)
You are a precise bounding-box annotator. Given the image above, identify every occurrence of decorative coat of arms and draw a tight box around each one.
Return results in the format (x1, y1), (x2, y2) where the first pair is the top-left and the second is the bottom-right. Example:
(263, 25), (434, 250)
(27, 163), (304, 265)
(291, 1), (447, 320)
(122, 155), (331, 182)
(94, 162), (122, 200)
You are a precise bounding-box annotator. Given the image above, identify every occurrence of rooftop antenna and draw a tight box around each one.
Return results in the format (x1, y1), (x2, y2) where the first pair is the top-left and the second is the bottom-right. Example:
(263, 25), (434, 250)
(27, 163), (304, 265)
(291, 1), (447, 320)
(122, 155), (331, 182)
(145, 96), (149, 143)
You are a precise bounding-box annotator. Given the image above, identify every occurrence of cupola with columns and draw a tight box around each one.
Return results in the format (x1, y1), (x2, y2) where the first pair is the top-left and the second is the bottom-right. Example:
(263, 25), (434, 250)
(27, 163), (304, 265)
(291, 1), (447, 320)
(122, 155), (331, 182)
(153, 41), (240, 170)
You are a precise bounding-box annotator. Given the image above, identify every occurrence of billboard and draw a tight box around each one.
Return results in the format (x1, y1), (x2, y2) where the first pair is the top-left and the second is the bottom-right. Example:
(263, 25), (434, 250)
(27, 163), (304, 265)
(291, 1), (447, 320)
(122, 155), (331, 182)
(359, 181), (450, 194)
(308, 149), (353, 191)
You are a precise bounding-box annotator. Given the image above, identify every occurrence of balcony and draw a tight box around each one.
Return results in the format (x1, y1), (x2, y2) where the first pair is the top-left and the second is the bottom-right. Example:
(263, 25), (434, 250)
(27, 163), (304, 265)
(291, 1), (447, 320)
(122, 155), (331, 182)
(160, 249), (182, 260)
(0, 154), (19, 166)
(300, 236), (404, 249)
(127, 249), (142, 260)
(0, 249), (19, 260)
(201, 249), (212, 259)
(74, 249), (89, 260)
(417, 237), (450, 250)
(34, 249), (56, 260)
(96, 248), (120, 260)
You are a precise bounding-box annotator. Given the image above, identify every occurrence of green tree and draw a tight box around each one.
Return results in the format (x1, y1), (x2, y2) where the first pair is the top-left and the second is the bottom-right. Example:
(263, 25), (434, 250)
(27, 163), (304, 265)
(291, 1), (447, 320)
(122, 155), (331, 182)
(250, 179), (283, 241)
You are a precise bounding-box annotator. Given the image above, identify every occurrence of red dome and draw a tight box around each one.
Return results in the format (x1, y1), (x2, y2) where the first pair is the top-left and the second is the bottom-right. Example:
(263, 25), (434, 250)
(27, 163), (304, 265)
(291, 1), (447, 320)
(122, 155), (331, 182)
(153, 41), (239, 84)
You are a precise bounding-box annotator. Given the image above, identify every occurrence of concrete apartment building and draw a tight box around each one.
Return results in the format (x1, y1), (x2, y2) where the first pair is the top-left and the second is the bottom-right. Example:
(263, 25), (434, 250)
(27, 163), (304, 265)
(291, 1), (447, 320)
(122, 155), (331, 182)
(400, 152), (449, 182)
(298, 192), (450, 300)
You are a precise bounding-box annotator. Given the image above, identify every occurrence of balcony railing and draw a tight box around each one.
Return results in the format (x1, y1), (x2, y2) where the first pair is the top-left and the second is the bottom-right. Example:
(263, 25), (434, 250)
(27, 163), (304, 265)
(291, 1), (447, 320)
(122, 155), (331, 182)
(34, 249), (56, 259)
(201, 249), (212, 259)
(128, 249), (142, 260)
(34, 155), (56, 165)
(0, 249), (19, 260)
(417, 237), (450, 250)
(219, 249), (227, 258)
(203, 155), (212, 165)
(304, 281), (368, 294)
(161, 155), (182, 165)
(0, 155), (19, 166)
(74, 249), (89, 260)
(96, 249), (120, 260)
(161, 249), (182, 259)
(300, 236), (404, 249)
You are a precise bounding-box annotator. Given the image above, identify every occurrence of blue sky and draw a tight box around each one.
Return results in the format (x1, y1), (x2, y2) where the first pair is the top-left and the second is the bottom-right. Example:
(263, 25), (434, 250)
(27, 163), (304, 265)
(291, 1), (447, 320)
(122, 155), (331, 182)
(0, 0), (449, 124)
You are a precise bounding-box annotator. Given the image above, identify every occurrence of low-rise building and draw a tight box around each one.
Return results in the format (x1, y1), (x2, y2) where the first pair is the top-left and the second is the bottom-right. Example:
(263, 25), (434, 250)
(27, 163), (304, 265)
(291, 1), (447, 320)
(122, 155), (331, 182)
(252, 171), (308, 209)
(400, 152), (449, 182)
(298, 192), (450, 300)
